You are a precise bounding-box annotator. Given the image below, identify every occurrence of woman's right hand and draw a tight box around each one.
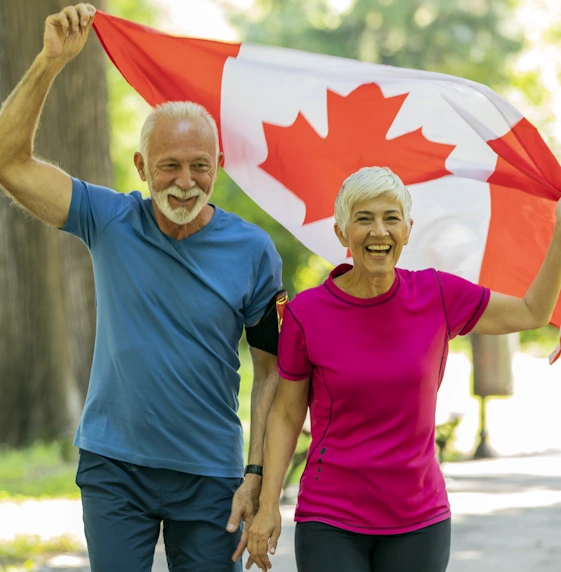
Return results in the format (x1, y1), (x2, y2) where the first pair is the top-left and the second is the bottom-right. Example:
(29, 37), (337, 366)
(246, 506), (282, 571)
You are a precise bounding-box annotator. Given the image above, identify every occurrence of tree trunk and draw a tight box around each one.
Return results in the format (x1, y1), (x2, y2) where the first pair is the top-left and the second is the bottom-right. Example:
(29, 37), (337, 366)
(0, 0), (112, 446)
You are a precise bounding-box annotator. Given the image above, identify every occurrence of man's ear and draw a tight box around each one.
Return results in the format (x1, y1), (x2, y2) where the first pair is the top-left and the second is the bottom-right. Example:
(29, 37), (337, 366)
(134, 152), (147, 182)
(405, 218), (414, 245)
(334, 223), (349, 247)
(214, 151), (225, 182)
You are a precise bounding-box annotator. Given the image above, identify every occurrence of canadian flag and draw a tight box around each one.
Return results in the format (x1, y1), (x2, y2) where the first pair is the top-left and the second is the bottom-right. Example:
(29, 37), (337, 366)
(94, 12), (561, 331)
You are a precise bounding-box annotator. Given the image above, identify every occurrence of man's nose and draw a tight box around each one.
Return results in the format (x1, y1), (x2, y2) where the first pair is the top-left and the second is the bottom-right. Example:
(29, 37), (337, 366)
(174, 167), (195, 190)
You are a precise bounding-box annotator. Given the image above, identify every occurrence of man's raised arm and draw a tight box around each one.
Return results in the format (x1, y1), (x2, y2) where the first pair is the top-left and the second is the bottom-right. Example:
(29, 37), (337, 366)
(0, 3), (96, 227)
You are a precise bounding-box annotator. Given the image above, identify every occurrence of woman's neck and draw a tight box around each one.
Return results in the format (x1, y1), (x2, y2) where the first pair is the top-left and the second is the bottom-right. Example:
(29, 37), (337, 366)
(333, 267), (396, 299)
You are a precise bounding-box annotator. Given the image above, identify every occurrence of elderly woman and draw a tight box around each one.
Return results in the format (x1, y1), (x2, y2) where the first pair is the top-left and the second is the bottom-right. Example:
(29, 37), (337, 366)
(246, 166), (561, 572)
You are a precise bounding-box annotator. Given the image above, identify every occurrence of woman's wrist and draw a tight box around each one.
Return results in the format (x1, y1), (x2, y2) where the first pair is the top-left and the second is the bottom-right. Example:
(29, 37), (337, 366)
(258, 492), (281, 511)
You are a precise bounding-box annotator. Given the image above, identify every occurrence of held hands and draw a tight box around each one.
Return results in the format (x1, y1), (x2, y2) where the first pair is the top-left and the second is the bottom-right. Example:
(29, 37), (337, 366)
(42, 4), (96, 64)
(246, 507), (282, 571)
(227, 475), (262, 564)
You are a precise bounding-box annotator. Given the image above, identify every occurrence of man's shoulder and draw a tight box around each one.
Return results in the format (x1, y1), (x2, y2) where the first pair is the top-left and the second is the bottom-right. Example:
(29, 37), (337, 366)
(214, 207), (272, 247)
(74, 177), (146, 208)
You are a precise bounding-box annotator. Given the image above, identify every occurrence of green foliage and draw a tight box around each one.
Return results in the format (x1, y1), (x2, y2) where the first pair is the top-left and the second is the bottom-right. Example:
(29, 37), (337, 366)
(449, 333), (472, 355)
(0, 535), (80, 571)
(519, 323), (559, 357)
(227, 0), (524, 88)
(237, 341), (254, 432)
(0, 443), (79, 500)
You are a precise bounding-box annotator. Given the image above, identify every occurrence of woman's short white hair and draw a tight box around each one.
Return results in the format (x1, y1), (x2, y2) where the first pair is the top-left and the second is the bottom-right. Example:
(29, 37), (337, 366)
(139, 101), (219, 159)
(334, 166), (412, 236)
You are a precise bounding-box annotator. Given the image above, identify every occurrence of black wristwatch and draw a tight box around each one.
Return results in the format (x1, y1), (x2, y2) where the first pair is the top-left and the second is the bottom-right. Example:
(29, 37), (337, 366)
(244, 464), (263, 477)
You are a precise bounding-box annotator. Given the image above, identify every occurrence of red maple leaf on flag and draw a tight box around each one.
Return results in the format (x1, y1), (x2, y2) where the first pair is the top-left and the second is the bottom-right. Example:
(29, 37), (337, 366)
(259, 83), (456, 224)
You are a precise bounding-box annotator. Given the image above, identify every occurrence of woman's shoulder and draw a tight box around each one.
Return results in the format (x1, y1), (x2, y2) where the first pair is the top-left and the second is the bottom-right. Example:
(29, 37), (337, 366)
(397, 268), (483, 301)
(287, 282), (329, 312)
(396, 267), (440, 284)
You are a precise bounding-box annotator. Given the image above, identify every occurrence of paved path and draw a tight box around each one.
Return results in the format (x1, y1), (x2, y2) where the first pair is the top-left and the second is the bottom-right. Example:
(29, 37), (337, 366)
(4, 451), (558, 571)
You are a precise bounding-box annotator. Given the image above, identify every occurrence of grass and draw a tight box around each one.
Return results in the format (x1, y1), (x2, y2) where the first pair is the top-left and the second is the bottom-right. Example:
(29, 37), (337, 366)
(0, 535), (81, 571)
(0, 442), (79, 500)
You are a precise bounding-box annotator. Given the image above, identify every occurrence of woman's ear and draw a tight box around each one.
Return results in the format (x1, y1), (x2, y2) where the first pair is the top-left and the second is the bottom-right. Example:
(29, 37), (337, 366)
(404, 218), (414, 245)
(334, 223), (348, 247)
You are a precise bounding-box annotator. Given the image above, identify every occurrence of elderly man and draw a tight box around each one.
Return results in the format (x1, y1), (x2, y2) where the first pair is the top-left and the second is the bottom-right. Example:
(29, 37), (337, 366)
(0, 4), (283, 571)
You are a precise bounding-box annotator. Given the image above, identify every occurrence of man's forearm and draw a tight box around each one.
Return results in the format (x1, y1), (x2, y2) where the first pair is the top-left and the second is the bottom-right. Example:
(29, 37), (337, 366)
(0, 53), (63, 172)
(247, 368), (279, 466)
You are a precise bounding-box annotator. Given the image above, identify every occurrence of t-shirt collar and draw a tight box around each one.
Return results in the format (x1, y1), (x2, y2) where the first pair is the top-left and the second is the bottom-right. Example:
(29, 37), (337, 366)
(325, 263), (400, 307)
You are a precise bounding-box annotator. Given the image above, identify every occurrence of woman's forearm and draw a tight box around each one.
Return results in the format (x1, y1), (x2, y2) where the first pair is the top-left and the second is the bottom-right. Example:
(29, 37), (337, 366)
(524, 222), (561, 326)
(259, 380), (308, 509)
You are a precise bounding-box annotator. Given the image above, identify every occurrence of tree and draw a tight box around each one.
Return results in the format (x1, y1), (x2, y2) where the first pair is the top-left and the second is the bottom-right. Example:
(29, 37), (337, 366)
(0, 0), (112, 446)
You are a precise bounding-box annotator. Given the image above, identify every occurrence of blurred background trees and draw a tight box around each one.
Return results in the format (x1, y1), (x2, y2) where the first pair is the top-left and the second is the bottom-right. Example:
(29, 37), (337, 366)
(0, 0), (111, 447)
(226, 0), (522, 86)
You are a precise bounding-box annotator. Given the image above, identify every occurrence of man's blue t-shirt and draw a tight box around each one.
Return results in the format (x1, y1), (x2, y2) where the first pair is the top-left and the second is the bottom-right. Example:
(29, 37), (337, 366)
(62, 178), (282, 477)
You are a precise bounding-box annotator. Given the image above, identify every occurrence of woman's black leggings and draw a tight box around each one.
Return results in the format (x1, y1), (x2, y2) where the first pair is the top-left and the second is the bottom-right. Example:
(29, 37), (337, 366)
(295, 518), (451, 572)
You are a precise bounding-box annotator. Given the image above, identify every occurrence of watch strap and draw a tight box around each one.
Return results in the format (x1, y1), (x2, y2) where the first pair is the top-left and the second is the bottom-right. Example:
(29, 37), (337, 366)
(244, 464), (263, 477)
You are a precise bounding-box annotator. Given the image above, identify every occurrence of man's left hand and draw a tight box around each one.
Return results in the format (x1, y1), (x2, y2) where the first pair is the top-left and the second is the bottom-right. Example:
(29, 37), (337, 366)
(227, 474), (262, 562)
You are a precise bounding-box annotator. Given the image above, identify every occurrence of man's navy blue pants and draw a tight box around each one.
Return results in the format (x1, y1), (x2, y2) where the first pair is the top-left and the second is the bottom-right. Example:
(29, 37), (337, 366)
(76, 449), (243, 572)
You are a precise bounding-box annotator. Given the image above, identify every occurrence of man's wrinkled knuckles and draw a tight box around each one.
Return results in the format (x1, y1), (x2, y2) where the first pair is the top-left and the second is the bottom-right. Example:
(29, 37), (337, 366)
(76, 3), (92, 21)
(50, 13), (68, 29)
(58, 8), (79, 31)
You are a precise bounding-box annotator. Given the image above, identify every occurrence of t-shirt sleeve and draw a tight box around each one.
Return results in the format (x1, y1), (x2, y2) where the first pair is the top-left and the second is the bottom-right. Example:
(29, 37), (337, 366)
(61, 177), (125, 248)
(436, 270), (491, 338)
(244, 238), (283, 327)
(277, 305), (312, 381)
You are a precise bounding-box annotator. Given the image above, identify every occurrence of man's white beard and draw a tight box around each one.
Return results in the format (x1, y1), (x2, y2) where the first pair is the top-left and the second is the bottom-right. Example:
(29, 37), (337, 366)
(150, 183), (208, 225)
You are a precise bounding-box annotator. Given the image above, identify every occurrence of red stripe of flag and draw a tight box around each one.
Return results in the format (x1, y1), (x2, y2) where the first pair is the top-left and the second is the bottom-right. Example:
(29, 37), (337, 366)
(93, 11), (240, 148)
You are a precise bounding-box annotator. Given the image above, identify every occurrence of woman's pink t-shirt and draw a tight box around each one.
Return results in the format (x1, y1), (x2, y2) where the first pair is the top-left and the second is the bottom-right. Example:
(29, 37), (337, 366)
(277, 264), (490, 535)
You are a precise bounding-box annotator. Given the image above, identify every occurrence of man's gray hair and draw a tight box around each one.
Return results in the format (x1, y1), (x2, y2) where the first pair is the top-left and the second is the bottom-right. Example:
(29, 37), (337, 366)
(139, 101), (219, 159)
(334, 166), (412, 236)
